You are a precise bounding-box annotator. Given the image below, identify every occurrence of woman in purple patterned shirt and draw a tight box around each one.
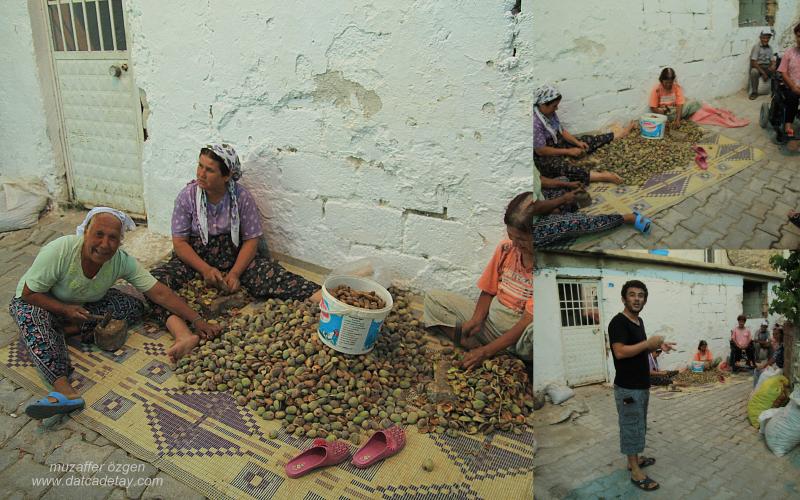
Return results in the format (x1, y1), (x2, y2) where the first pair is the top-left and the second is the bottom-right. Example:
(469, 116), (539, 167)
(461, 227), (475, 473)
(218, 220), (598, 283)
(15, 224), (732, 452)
(148, 144), (322, 361)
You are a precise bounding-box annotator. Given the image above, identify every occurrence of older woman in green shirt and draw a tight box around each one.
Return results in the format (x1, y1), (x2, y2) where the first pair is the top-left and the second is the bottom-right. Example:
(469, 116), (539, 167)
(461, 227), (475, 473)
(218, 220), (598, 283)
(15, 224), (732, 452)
(8, 207), (219, 419)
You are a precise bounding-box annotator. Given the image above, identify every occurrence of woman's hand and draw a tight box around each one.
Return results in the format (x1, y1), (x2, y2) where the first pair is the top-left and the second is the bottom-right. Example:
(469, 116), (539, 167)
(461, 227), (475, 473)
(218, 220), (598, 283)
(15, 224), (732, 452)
(673, 118), (682, 129)
(461, 317), (484, 340)
(202, 266), (226, 289)
(560, 190), (579, 205)
(223, 272), (241, 293)
(661, 341), (677, 353)
(193, 318), (222, 340)
(62, 304), (91, 323)
(577, 140), (590, 151)
(567, 147), (584, 158)
(562, 180), (583, 190)
(461, 346), (490, 370)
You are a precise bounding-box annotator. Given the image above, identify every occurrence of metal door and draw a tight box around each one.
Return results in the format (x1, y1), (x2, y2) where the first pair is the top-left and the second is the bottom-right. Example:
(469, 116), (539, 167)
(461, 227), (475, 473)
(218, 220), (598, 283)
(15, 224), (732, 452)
(44, 0), (145, 216)
(558, 279), (607, 386)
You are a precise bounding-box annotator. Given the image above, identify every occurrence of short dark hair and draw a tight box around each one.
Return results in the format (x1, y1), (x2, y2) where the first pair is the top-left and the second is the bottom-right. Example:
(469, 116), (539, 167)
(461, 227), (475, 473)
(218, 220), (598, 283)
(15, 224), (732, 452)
(504, 192), (535, 234)
(199, 147), (230, 176)
(621, 280), (648, 299)
(698, 340), (707, 350)
(659, 67), (676, 82)
(737, 314), (747, 321)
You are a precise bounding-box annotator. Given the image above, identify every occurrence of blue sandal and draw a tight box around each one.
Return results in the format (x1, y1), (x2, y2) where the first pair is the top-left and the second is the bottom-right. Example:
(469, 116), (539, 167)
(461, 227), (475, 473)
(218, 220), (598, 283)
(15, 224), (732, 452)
(25, 391), (85, 419)
(633, 212), (652, 235)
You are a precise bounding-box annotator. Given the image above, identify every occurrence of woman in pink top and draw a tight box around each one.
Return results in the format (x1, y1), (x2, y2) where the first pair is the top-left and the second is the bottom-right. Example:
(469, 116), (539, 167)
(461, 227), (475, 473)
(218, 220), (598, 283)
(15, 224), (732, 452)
(777, 23), (800, 137)
(649, 68), (701, 128)
(728, 315), (755, 371)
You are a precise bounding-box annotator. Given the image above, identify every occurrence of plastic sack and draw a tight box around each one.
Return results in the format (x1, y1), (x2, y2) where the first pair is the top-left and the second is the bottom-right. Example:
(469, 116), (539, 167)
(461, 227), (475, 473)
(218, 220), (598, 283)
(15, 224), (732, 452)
(754, 365), (782, 391)
(328, 257), (393, 290)
(758, 408), (781, 435)
(764, 388), (800, 456)
(747, 375), (789, 429)
(0, 178), (49, 232)
(545, 383), (575, 405)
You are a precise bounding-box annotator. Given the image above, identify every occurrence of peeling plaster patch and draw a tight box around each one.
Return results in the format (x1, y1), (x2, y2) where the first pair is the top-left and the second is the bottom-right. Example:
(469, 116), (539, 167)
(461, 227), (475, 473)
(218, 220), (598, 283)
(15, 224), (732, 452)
(312, 70), (382, 118)
(295, 54), (313, 80)
(572, 37), (606, 57)
(326, 25), (390, 67)
(482, 102), (495, 114)
(346, 155), (366, 169)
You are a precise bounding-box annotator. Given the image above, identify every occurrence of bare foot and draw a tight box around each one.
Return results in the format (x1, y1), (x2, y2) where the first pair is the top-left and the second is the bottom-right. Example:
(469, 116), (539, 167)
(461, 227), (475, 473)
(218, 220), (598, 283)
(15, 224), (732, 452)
(53, 378), (82, 399)
(167, 335), (200, 364)
(593, 171), (624, 184)
(615, 120), (637, 139)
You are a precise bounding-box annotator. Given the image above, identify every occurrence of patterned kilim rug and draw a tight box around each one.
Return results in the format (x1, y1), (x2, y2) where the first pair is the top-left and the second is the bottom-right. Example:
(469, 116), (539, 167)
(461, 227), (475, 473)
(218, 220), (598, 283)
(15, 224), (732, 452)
(567, 133), (764, 248)
(0, 322), (534, 499)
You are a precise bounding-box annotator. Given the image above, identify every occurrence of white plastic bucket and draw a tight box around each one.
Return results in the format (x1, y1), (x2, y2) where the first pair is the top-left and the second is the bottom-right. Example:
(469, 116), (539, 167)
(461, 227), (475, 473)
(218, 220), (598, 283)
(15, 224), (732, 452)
(317, 276), (393, 355)
(691, 361), (705, 373)
(640, 113), (667, 140)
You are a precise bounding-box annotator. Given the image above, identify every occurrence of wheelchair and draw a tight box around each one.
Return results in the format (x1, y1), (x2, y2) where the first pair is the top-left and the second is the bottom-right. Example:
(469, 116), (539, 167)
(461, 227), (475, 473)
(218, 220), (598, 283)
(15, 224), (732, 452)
(759, 53), (800, 144)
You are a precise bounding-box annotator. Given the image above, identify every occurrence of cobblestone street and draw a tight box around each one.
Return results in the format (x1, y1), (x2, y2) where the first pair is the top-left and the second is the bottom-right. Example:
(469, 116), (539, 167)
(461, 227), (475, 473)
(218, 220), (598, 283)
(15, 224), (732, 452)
(583, 91), (800, 250)
(533, 377), (800, 499)
(0, 213), (205, 500)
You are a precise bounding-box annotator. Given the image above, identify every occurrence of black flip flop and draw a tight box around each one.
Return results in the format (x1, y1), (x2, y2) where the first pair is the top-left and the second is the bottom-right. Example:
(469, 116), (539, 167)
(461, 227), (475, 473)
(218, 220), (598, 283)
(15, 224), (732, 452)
(631, 476), (660, 491)
(627, 456), (656, 470)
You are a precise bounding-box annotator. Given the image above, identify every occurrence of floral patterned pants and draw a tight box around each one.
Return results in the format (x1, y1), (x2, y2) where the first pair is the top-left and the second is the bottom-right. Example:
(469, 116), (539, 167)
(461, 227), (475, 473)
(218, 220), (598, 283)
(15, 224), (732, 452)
(534, 132), (615, 185)
(148, 234), (318, 323)
(532, 183), (624, 247)
(9, 289), (144, 384)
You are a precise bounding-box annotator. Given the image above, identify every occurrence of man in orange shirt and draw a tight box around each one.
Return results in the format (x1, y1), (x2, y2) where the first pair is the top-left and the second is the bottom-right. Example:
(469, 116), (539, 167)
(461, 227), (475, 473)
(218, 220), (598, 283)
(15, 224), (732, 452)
(729, 314), (755, 371)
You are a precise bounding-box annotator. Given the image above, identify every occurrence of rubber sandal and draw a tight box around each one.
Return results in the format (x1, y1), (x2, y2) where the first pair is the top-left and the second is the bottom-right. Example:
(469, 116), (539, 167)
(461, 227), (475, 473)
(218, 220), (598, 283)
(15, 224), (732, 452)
(25, 391), (85, 419)
(694, 153), (708, 170)
(633, 212), (652, 236)
(690, 145), (708, 158)
(627, 456), (656, 470)
(631, 476), (660, 491)
(351, 425), (406, 469)
(285, 438), (350, 478)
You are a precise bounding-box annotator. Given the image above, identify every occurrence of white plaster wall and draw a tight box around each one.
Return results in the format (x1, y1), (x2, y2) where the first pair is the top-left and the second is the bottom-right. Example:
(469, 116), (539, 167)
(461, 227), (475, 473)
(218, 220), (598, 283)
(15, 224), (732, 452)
(533, 0), (800, 131)
(0, 2), (61, 196)
(533, 262), (781, 390)
(126, 0), (533, 295)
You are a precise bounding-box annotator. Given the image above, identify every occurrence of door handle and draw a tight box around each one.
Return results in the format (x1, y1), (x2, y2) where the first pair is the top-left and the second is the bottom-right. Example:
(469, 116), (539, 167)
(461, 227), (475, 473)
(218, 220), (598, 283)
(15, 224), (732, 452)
(108, 63), (128, 78)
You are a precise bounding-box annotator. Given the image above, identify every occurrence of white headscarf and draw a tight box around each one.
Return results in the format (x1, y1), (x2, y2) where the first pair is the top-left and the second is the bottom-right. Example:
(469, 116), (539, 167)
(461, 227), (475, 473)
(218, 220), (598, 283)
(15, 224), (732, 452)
(76, 207), (136, 236)
(533, 84), (563, 143)
(197, 143), (242, 247)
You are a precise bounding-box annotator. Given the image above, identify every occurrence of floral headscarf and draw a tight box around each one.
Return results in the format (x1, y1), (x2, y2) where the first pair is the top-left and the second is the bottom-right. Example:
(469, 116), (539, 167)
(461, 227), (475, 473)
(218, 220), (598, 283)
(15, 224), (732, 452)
(197, 143), (243, 247)
(533, 83), (563, 143)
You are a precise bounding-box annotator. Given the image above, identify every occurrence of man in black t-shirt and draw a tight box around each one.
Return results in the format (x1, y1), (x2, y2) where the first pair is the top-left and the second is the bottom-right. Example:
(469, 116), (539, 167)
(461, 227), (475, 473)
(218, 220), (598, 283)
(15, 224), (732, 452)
(608, 280), (676, 492)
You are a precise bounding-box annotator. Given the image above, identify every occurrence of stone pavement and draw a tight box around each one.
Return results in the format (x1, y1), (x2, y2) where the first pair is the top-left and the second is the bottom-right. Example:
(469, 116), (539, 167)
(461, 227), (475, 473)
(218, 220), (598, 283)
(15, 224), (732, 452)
(584, 91), (800, 250)
(0, 212), (206, 499)
(532, 378), (800, 499)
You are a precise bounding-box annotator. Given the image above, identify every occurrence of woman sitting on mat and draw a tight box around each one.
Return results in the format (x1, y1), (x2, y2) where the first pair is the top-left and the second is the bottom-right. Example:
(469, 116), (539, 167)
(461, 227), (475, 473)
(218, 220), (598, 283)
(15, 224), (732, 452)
(530, 168), (652, 247)
(534, 84), (634, 186)
(649, 68), (701, 129)
(423, 192), (533, 370)
(9, 208), (220, 419)
(692, 340), (716, 370)
(149, 144), (322, 361)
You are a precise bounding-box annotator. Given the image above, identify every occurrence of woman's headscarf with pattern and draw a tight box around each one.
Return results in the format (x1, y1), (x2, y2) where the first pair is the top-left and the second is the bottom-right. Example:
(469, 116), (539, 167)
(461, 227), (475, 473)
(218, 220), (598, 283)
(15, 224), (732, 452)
(197, 143), (243, 247)
(76, 207), (136, 236)
(533, 84), (563, 143)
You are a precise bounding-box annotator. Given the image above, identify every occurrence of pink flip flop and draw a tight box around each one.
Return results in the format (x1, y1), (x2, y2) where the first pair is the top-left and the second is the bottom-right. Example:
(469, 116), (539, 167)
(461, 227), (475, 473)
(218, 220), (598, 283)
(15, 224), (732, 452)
(694, 153), (708, 170)
(285, 438), (350, 478)
(691, 145), (708, 158)
(351, 425), (406, 469)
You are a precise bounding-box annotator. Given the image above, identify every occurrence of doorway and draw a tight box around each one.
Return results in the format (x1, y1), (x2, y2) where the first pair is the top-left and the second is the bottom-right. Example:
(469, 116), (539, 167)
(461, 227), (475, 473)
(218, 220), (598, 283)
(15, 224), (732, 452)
(43, 0), (145, 216)
(558, 279), (607, 386)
